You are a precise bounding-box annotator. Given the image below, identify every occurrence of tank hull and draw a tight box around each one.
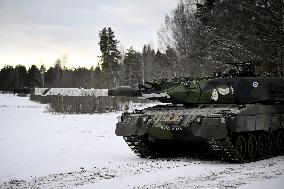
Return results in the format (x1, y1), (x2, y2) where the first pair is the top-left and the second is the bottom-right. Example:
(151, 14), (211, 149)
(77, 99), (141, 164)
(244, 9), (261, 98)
(115, 104), (284, 162)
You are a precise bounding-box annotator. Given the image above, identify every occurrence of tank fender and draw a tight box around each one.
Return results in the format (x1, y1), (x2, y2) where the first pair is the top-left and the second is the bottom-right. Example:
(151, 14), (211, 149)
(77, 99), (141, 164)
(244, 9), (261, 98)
(115, 114), (148, 136)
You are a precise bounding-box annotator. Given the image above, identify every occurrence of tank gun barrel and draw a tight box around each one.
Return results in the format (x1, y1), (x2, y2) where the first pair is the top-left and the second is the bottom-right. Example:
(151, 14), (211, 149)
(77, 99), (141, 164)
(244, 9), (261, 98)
(34, 86), (143, 97)
(34, 87), (109, 97)
(34, 86), (169, 98)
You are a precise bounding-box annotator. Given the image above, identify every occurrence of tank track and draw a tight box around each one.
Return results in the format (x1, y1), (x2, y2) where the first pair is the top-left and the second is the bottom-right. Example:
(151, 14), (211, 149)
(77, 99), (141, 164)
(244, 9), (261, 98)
(209, 131), (284, 163)
(123, 136), (158, 158)
(124, 131), (284, 162)
(208, 137), (242, 162)
(124, 136), (271, 162)
(124, 136), (243, 161)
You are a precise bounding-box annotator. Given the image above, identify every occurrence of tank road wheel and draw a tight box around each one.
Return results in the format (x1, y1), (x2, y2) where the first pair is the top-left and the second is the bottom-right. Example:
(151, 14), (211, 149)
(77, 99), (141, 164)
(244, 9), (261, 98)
(234, 135), (246, 162)
(266, 133), (276, 157)
(257, 134), (266, 159)
(276, 131), (284, 154)
(247, 134), (257, 161)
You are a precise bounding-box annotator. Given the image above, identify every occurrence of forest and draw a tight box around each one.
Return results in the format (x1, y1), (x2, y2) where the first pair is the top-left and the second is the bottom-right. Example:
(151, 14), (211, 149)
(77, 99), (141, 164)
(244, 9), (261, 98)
(0, 0), (283, 113)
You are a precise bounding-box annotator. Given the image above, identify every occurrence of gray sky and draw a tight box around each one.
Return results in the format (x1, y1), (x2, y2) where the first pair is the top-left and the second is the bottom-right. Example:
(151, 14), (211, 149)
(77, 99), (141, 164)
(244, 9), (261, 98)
(0, 0), (177, 69)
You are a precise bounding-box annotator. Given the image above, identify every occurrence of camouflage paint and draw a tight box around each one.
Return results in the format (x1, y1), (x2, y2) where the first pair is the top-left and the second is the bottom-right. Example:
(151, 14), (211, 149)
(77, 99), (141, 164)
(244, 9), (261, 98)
(164, 77), (284, 104)
(116, 104), (284, 141)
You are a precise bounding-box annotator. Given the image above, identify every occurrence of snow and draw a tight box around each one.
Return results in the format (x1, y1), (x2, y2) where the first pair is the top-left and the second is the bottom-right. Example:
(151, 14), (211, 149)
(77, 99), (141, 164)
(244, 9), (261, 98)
(238, 175), (284, 189)
(0, 94), (284, 189)
(0, 94), (128, 182)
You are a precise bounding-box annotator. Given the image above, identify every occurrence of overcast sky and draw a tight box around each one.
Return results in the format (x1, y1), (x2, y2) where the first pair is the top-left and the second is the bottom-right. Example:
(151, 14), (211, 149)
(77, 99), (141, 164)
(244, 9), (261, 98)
(0, 0), (177, 69)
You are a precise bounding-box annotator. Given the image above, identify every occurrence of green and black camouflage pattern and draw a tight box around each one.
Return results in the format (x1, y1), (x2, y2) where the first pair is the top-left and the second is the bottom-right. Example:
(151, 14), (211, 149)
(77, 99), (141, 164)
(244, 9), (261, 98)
(116, 104), (284, 139)
(115, 63), (284, 162)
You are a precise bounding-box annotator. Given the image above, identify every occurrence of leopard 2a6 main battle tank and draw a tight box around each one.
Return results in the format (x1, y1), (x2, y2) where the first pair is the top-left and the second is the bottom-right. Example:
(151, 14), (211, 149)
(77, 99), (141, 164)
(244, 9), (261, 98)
(34, 63), (284, 162)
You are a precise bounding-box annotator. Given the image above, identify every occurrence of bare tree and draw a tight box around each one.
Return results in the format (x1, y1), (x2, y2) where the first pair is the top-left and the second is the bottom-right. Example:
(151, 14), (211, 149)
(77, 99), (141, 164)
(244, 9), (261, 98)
(159, 0), (284, 76)
(158, 0), (208, 76)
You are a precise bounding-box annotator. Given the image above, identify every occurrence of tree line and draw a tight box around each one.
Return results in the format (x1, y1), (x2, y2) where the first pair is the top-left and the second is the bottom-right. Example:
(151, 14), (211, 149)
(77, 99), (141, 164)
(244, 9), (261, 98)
(0, 47), (176, 93)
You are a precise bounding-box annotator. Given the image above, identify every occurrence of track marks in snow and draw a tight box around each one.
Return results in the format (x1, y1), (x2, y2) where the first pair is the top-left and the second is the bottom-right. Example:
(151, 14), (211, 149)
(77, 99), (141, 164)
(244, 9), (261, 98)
(133, 157), (284, 189)
(0, 159), (188, 189)
(2, 157), (284, 189)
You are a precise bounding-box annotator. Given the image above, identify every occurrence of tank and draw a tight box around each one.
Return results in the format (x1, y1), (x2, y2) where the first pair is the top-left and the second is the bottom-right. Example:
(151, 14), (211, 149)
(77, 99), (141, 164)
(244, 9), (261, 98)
(34, 63), (284, 162)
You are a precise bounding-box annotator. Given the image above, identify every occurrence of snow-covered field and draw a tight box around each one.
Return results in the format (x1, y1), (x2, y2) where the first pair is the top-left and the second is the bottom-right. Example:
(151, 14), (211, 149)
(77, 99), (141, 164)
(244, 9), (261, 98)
(0, 94), (284, 189)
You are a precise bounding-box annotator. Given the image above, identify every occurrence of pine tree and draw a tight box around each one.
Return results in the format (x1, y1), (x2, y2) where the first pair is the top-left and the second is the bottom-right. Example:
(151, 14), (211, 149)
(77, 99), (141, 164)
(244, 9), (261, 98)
(123, 47), (142, 86)
(27, 65), (41, 87)
(0, 65), (15, 91)
(14, 65), (28, 88)
(98, 27), (121, 87)
(45, 60), (63, 87)
(99, 27), (121, 70)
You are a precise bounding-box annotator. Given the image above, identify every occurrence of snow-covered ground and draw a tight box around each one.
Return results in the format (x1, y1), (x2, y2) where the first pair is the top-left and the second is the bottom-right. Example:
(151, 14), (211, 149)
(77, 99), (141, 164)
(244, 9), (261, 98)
(0, 94), (284, 189)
